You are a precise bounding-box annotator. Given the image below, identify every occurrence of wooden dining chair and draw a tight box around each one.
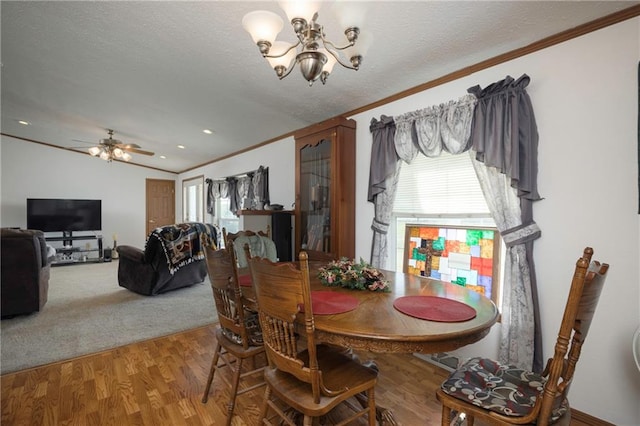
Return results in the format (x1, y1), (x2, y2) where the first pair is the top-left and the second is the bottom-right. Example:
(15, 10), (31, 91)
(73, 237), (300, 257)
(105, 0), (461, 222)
(223, 226), (276, 271)
(223, 225), (271, 245)
(223, 226), (278, 294)
(201, 244), (266, 426)
(247, 251), (378, 426)
(436, 247), (609, 426)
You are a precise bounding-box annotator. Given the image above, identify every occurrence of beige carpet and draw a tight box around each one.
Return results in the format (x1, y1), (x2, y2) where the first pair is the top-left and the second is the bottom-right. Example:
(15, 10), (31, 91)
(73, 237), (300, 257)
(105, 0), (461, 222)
(0, 261), (216, 374)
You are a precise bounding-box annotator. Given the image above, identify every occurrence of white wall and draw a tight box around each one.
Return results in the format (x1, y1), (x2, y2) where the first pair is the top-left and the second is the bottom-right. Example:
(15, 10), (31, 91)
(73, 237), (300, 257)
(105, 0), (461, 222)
(1, 136), (176, 249)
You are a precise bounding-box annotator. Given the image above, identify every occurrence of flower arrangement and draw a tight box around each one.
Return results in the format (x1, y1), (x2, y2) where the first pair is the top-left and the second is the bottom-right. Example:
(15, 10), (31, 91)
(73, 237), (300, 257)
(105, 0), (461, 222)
(318, 258), (390, 292)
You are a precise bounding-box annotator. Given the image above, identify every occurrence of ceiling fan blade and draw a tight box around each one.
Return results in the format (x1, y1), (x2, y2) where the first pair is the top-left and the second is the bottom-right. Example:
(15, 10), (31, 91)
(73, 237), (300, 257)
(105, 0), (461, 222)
(71, 139), (95, 145)
(124, 147), (155, 156)
(116, 143), (141, 149)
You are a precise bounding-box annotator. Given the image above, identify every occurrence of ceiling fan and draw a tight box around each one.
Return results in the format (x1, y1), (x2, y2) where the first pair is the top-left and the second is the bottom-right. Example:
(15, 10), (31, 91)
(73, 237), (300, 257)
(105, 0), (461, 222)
(72, 129), (154, 162)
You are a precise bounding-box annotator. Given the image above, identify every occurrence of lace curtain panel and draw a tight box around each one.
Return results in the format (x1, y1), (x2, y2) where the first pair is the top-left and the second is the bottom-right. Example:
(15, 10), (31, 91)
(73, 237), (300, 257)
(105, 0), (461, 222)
(367, 74), (543, 371)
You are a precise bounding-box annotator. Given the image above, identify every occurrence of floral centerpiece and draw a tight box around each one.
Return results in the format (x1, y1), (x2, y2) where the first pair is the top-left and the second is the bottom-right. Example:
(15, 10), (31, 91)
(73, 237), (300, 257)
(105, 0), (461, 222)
(318, 258), (390, 292)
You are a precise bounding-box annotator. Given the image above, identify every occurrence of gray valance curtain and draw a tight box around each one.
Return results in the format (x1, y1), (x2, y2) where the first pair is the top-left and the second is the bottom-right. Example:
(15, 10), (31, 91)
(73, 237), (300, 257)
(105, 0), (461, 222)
(206, 165), (270, 217)
(367, 74), (543, 371)
(468, 74), (540, 202)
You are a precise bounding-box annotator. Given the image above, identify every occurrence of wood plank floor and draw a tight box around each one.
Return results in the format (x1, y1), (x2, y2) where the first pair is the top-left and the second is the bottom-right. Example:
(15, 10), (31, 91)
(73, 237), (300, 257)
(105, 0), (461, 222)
(1, 324), (592, 426)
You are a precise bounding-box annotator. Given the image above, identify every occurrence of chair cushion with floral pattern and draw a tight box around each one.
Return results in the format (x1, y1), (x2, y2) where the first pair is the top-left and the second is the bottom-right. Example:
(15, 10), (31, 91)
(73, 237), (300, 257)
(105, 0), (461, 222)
(440, 357), (568, 422)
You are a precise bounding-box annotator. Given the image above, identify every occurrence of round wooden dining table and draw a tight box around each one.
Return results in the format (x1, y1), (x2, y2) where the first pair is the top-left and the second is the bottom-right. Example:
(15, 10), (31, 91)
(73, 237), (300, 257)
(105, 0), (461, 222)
(305, 265), (499, 354)
(242, 262), (499, 354)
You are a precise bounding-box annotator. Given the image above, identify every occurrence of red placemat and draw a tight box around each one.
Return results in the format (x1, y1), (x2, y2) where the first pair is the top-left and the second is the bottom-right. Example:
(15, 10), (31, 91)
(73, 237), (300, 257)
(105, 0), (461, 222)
(237, 274), (252, 287)
(299, 291), (360, 315)
(393, 296), (476, 322)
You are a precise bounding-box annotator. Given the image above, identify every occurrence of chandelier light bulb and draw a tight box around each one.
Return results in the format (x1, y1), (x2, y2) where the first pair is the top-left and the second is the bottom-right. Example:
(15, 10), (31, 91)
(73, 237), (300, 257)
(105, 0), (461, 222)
(122, 152), (132, 162)
(331, 1), (366, 31)
(266, 41), (296, 72)
(279, 1), (320, 24)
(318, 48), (338, 85)
(88, 146), (101, 156)
(345, 29), (373, 68)
(242, 10), (283, 45)
(99, 150), (110, 161)
(319, 48), (338, 74)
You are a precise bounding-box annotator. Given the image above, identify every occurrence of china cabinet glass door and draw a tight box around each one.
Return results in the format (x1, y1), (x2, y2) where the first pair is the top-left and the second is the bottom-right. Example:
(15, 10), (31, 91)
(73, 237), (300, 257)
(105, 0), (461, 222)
(299, 138), (332, 255)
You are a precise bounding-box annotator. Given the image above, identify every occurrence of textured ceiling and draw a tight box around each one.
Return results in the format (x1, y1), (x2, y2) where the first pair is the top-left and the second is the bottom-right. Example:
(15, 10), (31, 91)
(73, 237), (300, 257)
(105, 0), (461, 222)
(1, 1), (638, 173)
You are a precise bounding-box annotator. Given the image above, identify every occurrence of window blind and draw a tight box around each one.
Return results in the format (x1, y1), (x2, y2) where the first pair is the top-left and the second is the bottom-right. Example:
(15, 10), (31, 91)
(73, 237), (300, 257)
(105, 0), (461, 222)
(393, 152), (490, 215)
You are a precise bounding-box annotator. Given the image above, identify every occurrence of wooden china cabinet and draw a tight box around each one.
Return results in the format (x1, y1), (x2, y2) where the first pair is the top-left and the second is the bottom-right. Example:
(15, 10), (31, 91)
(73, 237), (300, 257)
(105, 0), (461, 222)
(294, 117), (356, 261)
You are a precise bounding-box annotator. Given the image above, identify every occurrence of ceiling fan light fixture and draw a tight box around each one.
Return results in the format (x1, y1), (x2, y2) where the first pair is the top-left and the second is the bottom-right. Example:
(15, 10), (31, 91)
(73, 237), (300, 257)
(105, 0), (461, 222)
(86, 129), (154, 163)
(243, 2), (368, 85)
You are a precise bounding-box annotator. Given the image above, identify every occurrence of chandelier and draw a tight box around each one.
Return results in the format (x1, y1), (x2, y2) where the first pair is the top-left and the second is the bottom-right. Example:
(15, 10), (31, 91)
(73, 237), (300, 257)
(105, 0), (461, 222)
(242, 1), (372, 86)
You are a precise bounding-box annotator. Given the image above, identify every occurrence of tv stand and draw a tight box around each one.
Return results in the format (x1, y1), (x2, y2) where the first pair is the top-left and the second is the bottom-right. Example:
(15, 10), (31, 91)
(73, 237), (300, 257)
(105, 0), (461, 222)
(46, 231), (104, 266)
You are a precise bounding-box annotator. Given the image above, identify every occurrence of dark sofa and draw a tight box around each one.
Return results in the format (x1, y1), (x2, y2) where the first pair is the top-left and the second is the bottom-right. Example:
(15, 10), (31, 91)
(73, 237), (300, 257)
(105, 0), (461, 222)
(116, 222), (219, 296)
(1, 228), (51, 317)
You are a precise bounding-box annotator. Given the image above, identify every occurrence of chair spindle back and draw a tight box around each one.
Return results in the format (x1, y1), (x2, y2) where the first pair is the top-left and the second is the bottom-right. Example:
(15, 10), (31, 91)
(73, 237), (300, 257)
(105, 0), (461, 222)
(538, 247), (609, 423)
(204, 244), (250, 350)
(249, 252), (336, 403)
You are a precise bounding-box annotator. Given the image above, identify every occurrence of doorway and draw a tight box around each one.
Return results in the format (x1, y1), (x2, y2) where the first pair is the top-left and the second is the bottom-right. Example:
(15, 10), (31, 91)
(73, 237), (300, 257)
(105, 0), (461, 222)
(146, 179), (176, 235)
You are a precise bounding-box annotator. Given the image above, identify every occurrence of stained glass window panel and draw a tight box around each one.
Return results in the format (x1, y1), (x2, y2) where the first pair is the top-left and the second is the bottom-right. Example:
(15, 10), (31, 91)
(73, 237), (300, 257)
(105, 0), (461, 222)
(404, 225), (501, 301)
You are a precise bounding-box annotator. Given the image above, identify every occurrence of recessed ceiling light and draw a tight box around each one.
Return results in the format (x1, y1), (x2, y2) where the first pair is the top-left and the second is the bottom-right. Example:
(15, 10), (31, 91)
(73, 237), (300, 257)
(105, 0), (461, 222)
(160, 155), (167, 159)
(203, 129), (213, 135)
(17, 120), (30, 125)
(177, 145), (185, 149)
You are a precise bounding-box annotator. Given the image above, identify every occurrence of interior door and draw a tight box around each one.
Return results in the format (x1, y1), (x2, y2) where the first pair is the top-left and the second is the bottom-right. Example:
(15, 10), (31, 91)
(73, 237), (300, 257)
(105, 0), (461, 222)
(146, 179), (175, 235)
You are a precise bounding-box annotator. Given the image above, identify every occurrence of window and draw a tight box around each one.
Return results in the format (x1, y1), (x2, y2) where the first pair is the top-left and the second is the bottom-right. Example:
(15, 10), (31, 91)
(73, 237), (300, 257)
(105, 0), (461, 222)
(391, 152), (504, 307)
(182, 176), (204, 222)
(216, 198), (239, 246)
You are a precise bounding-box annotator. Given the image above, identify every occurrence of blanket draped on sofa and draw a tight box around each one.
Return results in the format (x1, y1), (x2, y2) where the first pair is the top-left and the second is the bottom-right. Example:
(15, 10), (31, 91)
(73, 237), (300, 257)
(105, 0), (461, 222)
(146, 222), (219, 274)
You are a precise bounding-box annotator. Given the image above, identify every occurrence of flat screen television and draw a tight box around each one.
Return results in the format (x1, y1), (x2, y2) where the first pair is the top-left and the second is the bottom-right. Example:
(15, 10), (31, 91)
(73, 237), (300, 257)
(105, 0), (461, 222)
(27, 198), (102, 232)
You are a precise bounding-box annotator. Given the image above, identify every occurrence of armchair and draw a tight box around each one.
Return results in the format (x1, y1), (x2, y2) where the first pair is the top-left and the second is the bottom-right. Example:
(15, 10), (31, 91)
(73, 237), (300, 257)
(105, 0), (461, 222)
(1, 228), (51, 317)
(116, 222), (219, 296)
